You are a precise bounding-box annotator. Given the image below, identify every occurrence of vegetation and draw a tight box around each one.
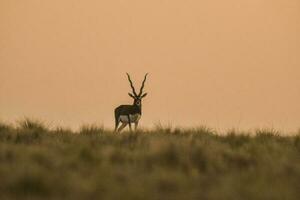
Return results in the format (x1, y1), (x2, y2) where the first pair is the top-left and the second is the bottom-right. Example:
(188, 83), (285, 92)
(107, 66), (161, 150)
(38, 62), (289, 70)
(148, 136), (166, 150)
(0, 119), (300, 200)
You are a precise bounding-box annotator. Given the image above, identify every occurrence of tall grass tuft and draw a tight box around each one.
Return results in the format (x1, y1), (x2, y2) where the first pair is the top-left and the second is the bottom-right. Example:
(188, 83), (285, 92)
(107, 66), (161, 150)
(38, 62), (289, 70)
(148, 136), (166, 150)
(79, 124), (104, 135)
(17, 118), (48, 132)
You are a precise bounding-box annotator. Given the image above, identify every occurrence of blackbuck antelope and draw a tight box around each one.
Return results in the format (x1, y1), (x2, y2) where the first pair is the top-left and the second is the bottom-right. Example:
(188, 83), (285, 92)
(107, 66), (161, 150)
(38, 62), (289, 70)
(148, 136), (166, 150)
(114, 73), (148, 132)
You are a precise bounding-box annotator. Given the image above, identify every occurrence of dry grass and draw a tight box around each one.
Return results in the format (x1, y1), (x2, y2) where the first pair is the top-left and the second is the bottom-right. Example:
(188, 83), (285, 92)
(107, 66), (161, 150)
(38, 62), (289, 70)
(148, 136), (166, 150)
(0, 120), (300, 200)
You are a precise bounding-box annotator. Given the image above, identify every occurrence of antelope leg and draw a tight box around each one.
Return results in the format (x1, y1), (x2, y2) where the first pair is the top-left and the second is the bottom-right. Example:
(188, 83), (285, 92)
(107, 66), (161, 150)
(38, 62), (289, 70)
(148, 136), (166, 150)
(117, 123), (127, 132)
(127, 115), (132, 131)
(135, 121), (139, 131)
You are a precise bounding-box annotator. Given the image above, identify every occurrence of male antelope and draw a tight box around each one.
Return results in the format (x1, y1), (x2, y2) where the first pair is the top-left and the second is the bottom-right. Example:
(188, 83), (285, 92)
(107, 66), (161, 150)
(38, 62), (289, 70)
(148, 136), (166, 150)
(114, 73), (148, 132)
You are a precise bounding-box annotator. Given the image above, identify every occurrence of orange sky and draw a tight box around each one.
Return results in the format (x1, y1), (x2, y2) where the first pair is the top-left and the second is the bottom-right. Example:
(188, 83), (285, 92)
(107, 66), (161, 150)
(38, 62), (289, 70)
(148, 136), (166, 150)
(1, 0), (299, 132)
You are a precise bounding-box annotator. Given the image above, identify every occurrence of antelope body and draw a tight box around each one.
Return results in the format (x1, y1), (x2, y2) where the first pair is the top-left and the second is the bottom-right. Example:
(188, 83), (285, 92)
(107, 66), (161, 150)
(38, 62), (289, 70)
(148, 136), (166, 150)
(114, 73), (148, 132)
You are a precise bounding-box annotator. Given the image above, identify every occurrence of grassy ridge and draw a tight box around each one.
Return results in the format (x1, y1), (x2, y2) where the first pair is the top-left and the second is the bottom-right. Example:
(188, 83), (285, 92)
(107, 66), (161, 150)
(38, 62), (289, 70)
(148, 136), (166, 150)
(0, 120), (300, 200)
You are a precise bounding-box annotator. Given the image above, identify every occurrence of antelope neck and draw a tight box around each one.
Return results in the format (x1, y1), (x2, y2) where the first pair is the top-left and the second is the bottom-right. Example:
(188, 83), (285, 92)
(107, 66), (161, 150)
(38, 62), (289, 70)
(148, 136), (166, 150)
(133, 103), (142, 114)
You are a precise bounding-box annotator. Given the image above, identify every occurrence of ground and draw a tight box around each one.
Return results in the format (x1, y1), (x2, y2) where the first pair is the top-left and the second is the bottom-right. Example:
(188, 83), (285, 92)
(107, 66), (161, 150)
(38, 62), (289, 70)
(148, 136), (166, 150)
(0, 120), (300, 200)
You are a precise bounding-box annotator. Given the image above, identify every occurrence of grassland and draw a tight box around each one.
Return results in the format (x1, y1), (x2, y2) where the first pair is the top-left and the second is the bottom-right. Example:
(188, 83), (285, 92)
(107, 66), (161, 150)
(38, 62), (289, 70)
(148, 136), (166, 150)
(0, 120), (300, 200)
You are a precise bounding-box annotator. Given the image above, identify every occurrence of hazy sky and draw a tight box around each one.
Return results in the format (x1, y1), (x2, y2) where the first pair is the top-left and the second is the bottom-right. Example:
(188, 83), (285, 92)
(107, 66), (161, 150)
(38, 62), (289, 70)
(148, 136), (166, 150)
(1, 0), (299, 131)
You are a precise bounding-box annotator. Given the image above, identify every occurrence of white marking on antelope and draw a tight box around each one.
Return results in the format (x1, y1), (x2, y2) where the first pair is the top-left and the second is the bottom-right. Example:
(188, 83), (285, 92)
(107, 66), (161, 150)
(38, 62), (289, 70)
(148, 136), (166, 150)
(119, 114), (141, 123)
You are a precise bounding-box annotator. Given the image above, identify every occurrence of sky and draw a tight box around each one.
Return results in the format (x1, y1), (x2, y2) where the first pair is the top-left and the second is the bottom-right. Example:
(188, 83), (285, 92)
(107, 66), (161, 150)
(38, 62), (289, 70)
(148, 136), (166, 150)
(1, 0), (299, 132)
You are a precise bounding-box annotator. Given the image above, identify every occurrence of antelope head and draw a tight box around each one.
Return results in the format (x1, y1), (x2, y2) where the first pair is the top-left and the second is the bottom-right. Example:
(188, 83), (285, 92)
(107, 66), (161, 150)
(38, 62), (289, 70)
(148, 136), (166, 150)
(126, 73), (148, 107)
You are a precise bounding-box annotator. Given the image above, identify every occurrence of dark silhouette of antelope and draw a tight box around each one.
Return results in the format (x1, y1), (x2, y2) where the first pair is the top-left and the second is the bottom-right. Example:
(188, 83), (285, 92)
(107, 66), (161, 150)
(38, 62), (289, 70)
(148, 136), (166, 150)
(114, 73), (148, 132)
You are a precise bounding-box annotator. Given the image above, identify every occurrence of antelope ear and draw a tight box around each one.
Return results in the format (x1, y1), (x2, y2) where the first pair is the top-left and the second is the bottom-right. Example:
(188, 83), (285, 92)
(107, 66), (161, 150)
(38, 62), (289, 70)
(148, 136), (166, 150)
(141, 93), (148, 98)
(128, 93), (135, 98)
